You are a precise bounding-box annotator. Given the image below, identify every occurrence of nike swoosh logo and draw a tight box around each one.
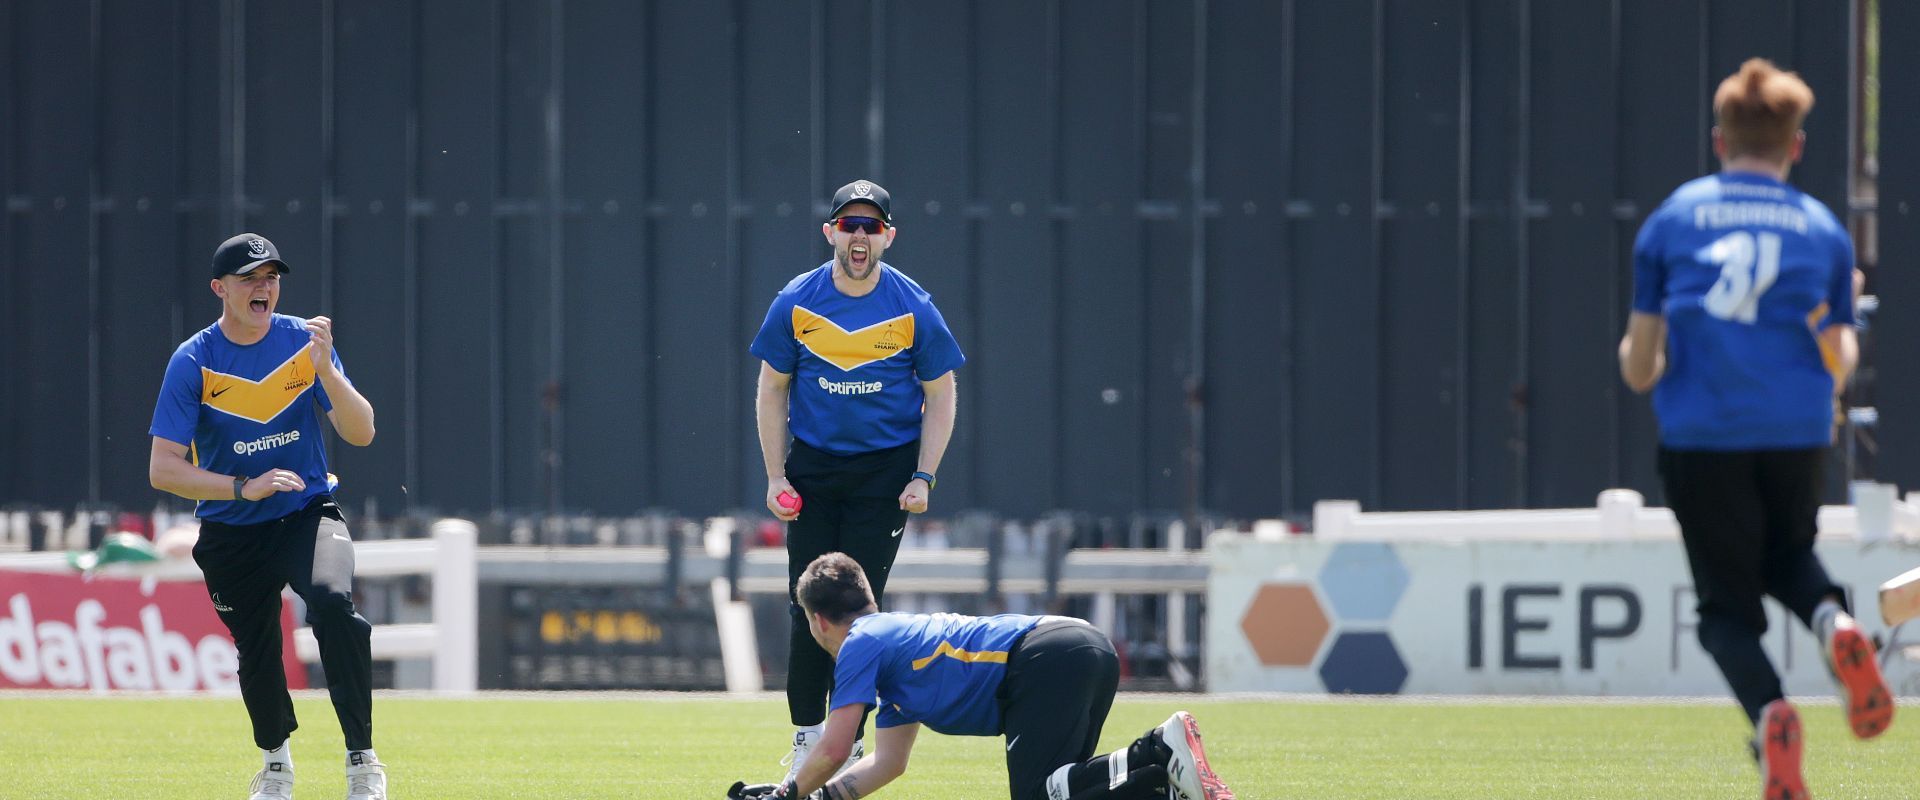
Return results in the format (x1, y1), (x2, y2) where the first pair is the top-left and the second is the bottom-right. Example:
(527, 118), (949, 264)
(1007, 735), (1020, 752)
(801, 326), (821, 335)
(889, 527), (903, 538)
(210, 387), (231, 398)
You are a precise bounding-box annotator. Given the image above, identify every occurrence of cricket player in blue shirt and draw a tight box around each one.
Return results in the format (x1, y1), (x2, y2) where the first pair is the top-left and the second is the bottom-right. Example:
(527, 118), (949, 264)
(149, 233), (387, 800)
(1618, 58), (1892, 800)
(728, 553), (1236, 800)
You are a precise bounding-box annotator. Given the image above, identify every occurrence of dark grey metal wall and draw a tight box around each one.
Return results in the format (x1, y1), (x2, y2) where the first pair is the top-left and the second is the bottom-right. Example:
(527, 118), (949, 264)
(2, 0), (1898, 521)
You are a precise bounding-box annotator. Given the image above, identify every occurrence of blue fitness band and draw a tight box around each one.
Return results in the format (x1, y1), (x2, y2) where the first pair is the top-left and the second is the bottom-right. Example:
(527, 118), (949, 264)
(910, 470), (937, 489)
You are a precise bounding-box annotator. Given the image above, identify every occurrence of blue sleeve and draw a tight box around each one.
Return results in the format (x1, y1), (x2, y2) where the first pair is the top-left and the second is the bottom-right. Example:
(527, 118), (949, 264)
(1824, 231), (1857, 328)
(749, 296), (798, 374)
(149, 350), (201, 447)
(829, 632), (881, 717)
(911, 299), (965, 381)
(314, 348), (346, 412)
(876, 703), (907, 729)
(1630, 208), (1669, 315)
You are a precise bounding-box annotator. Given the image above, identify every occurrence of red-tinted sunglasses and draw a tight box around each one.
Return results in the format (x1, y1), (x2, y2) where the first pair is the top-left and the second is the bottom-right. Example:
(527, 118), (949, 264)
(828, 216), (888, 235)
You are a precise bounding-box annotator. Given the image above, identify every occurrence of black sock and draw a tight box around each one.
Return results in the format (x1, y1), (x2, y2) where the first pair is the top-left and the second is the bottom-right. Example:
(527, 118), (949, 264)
(1061, 730), (1176, 796)
(1061, 764), (1171, 800)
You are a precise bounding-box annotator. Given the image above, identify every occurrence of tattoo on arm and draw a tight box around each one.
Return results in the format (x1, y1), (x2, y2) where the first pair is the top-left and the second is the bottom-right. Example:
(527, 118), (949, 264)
(825, 775), (862, 800)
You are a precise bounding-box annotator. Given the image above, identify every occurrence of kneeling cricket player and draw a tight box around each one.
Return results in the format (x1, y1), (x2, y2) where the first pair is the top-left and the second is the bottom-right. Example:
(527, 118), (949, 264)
(731, 553), (1236, 800)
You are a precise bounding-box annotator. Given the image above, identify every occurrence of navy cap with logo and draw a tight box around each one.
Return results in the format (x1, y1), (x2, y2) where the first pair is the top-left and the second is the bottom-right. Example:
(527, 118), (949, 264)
(828, 179), (892, 223)
(211, 233), (291, 280)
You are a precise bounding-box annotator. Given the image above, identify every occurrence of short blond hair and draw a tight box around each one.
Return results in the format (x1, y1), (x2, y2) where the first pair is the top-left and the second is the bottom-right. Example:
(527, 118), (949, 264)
(1713, 58), (1814, 160)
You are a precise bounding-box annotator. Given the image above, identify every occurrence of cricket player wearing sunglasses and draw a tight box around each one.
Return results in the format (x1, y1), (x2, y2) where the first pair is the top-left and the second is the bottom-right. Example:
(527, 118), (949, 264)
(750, 179), (965, 783)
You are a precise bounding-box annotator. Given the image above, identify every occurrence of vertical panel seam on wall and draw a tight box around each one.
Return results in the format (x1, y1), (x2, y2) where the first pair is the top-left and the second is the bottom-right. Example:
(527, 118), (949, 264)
(726, 0), (746, 508)
(1186, 0), (1209, 528)
(1279, 0), (1297, 514)
(320, 0), (336, 316)
(2, 0), (13, 499)
(225, 0), (244, 234)
(403, 0), (423, 509)
(966, 0), (985, 503)
(1367, 0), (1384, 508)
(1453, 0), (1473, 508)
(638, 0), (657, 499)
(1131, 0), (1149, 510)
(868, 0), (885, 179)
(1605, 0), (1620, 487)
(809, 0), (824, 219)
(1512, 0), (1533, 506)
(1695, 0), (1708, 177)
(488, 0), (507, 509)
(320, 0), (338, 473)
(546, 0), (567, 513)
(1047, 0), (1064, 510)
(88, 0), (104, 502)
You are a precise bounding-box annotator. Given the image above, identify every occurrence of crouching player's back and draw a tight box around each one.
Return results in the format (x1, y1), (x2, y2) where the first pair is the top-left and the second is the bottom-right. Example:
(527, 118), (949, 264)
(729, 553), (1237, 800)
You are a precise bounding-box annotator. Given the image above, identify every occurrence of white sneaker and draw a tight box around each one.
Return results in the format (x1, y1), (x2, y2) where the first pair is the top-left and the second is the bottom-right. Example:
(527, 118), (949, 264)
(346, 759), (388, 800)
(246, 763), (294, 800)
(1156, 711), (1235, 800)
(779, 731), (864, 786)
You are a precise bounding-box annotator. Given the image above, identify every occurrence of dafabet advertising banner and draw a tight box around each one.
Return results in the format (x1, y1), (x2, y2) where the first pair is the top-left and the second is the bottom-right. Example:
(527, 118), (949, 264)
(0, 570), (302, 692)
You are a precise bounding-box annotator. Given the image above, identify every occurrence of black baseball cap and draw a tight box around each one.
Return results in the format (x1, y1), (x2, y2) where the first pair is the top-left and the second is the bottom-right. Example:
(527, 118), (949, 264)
(828, 179), (892, 223)
(211, 233), (291, 279)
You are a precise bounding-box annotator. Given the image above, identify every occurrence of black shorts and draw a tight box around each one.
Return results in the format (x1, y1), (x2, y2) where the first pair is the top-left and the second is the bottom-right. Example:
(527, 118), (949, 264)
(998, 619), (1120, 800)
(1658, 446), (1844, 632)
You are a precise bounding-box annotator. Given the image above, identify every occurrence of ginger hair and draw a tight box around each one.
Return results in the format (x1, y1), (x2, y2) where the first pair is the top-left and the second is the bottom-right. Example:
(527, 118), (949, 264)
(1713, 58), (1814, 160)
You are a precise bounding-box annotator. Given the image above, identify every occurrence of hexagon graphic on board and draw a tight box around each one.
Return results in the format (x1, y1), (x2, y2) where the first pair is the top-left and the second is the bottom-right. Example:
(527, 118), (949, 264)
(1316, 542), (1409, 623)
(1239, 582), (1331, 667)
(1317, 631), (1408, 694)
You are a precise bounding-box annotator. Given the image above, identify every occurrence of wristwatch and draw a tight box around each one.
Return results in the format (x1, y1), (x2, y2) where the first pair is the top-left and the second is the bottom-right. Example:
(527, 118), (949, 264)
(233, 475), (247, 501)
(911, 470), (937, 489)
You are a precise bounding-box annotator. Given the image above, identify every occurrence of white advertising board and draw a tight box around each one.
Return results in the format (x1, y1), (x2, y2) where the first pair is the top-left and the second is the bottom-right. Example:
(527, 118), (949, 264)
(1208, 534), (1920, 696)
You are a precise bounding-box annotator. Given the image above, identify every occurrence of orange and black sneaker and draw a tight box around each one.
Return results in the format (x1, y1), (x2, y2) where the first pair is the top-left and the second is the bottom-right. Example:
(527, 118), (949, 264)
(1157, 711), (1235, 800)
(1824, 612), (1894, 739)
(1756, 699), (1808, 800)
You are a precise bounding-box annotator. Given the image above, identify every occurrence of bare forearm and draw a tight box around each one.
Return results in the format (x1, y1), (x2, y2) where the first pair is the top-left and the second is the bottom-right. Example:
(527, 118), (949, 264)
(1822, 325), (1858, 388)
(819, 759), (897, 800)
(150, 455), (245, 501)
(1617, 313), (1666, 394)
(916, 387), (956, 475)
(321, 371), (377, 446)
(757, 384), (792, 481)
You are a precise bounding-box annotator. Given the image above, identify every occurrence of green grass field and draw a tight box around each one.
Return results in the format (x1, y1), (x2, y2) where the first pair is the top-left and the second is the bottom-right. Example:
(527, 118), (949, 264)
(1, 693), (1912, 799)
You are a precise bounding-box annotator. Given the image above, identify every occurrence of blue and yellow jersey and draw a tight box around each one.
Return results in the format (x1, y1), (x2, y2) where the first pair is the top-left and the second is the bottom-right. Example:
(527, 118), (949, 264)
(749, 263), (965, 456)
(1631, 172), (1856, 450)
(831, 612), (1050, 736)
(149, 315), (344, 525)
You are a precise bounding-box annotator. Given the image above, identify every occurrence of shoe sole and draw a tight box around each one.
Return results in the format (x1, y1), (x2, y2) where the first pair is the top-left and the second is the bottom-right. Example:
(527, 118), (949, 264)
(1830, 623), (1894, 739)
(1167, 711), (1236, 800)
(1759, 702), (1808, 800)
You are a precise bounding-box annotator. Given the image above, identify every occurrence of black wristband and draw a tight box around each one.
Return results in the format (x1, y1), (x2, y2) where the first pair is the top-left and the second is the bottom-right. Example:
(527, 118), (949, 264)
(233, 475), (247, 501)
(911, 470), (936, 489)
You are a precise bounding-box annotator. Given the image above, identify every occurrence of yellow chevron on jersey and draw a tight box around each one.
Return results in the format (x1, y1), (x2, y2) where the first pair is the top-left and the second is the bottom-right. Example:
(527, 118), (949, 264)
(910, 640), (1009, 671)
(792, 306), (915, 372)
(201, 344), (317, 424)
